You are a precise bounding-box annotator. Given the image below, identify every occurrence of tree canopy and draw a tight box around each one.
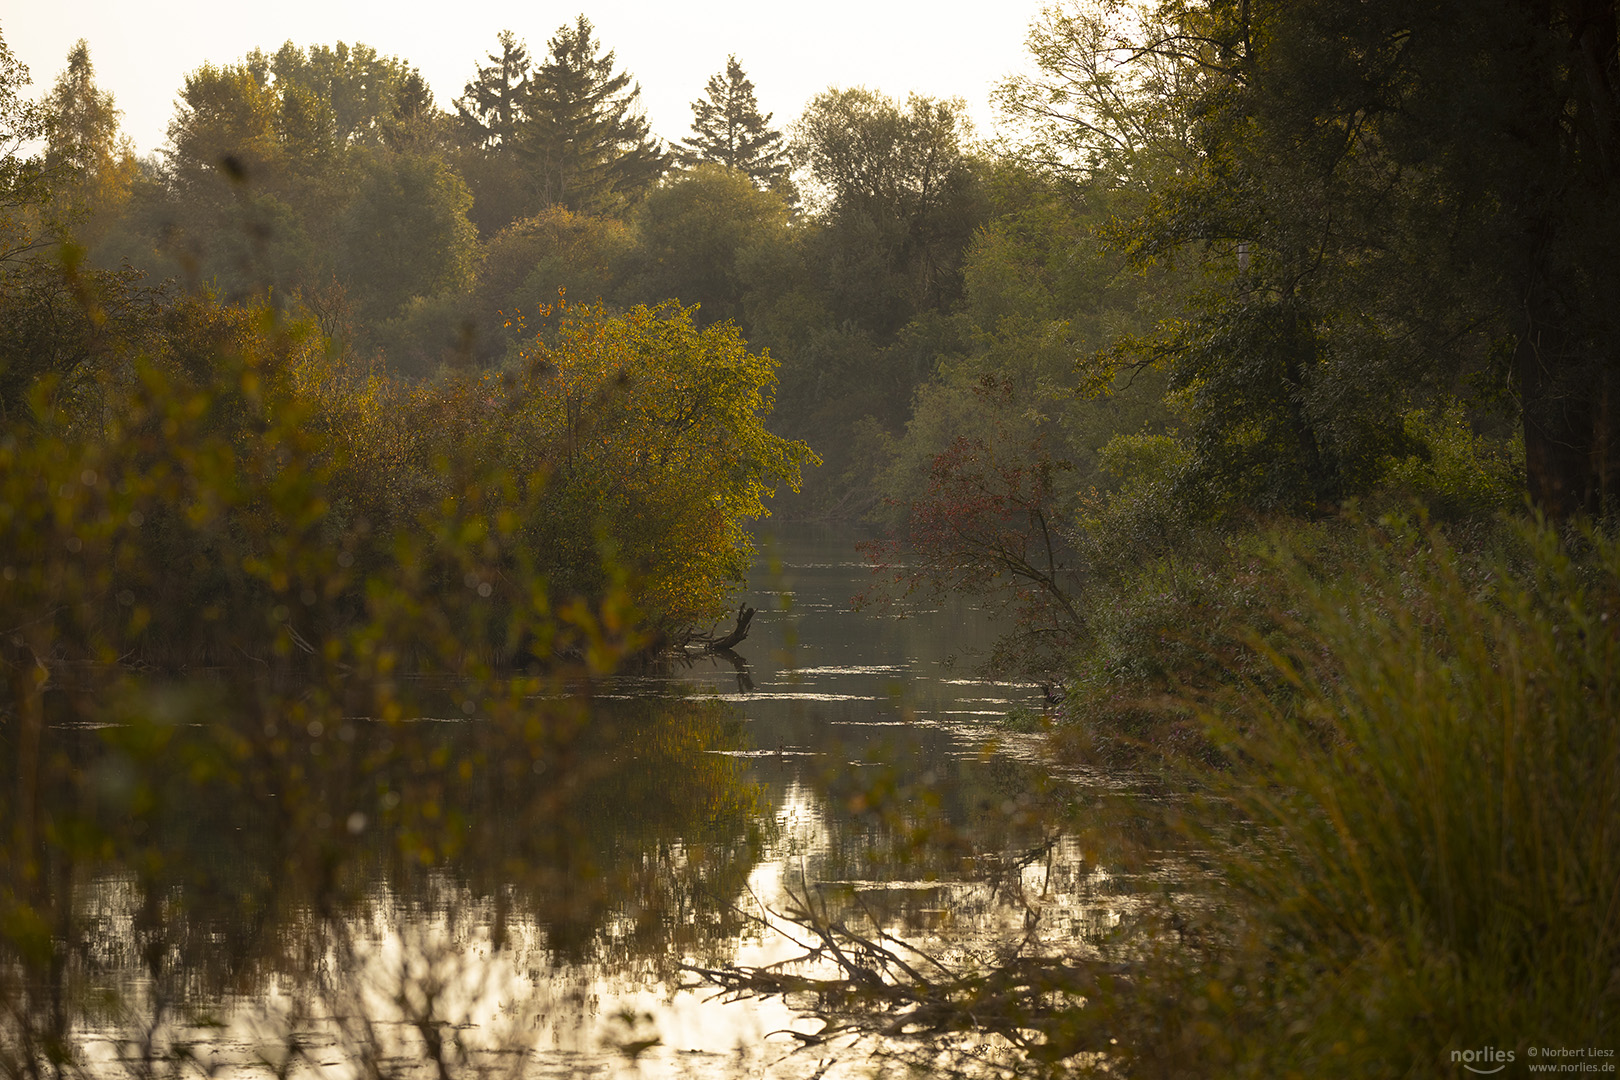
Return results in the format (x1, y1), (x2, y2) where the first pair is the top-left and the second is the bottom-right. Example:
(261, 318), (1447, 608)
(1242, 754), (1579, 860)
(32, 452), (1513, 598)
(1002, 0), (1620, 518)
(793, 87), (986, 336)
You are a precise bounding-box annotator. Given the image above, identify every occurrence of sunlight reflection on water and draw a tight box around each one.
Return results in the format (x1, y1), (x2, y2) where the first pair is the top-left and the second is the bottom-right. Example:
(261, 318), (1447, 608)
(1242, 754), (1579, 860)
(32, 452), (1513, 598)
(53, 525), (1184, 1078)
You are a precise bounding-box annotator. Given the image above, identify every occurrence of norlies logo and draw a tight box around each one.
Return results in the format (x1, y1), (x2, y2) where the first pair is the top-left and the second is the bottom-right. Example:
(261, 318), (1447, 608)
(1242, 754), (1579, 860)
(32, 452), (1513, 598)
(1454, 1047), (1518, 1074)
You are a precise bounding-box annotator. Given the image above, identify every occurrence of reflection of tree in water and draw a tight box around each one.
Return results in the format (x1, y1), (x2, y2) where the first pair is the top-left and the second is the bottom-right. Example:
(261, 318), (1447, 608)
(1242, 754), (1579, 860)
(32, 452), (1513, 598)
(688, 743), (1197, 1078)
(0, 673), (763, 1072)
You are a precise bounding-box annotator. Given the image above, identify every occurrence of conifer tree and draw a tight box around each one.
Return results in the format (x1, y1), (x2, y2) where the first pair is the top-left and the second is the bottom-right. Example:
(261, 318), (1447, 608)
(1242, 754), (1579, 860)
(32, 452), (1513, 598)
(455, 30), (530, 150)
(678, 56), (788, 189)
(522, 16), (667, 213)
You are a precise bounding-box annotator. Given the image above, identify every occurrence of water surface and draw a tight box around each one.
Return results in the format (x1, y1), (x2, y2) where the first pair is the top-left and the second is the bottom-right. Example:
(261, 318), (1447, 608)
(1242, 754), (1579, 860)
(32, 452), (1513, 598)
(6, 524), (1173, 1078)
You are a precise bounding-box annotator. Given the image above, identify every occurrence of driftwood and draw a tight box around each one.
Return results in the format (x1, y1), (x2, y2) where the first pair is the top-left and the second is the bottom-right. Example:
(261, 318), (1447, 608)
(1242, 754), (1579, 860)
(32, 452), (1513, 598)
(683, 602), (755, 653)
(709, 603), (755, 651)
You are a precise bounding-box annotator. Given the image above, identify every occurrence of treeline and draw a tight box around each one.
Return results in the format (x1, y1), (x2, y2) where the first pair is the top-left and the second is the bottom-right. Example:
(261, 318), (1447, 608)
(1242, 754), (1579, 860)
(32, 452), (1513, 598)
(10, 20), (1017, 517)
(16, 2), (1616, 545)
(2, 24), (823, 667)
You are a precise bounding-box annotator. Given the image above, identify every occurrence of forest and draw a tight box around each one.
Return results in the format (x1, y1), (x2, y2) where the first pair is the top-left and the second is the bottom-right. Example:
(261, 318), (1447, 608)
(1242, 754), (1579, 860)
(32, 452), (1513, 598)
(1, 0), (1618, 1076)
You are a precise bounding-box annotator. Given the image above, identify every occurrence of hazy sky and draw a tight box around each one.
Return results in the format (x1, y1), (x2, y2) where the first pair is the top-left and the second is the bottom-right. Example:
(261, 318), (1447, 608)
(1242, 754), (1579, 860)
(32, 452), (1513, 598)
(6, 0), (1050, 157)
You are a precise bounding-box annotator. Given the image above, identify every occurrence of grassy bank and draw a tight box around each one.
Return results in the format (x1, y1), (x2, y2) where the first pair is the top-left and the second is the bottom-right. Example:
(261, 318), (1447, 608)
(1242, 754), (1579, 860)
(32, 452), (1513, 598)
(1063, 515), (1620, 1077)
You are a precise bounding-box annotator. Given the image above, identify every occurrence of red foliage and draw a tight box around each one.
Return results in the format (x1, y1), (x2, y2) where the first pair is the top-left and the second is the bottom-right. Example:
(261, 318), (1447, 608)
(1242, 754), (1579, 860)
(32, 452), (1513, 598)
(860, 428), (1084, 681)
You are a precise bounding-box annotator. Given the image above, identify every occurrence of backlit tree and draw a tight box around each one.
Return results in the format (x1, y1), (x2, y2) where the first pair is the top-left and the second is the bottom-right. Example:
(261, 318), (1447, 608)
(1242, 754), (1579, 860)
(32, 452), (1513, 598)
(521, 16), (668, 213)
(677, 56), (788, 190)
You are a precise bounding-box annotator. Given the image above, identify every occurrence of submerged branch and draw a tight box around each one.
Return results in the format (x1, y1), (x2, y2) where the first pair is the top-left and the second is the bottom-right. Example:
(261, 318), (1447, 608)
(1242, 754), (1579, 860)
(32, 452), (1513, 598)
(681, 883), (1134, 1065)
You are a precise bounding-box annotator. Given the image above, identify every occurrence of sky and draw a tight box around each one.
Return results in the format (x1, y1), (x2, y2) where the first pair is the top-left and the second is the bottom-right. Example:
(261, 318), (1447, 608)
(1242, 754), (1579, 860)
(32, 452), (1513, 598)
(6, 0), (1051, 158)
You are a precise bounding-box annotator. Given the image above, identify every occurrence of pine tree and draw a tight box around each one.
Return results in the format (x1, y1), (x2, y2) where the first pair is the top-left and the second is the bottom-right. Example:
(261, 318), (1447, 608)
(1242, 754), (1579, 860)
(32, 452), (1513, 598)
(677, 56), (788, 189)
(522, 16), (668, 213)
(455, 30), (530, 150)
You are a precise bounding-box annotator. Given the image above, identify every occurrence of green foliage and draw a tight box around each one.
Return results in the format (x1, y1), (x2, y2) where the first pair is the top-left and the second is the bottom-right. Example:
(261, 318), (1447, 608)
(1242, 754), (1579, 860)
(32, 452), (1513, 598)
(0, 29), (51, 262)
(448, 21), (671, 230)
(39, 40), (136, 245)
(676, 56), (789, 190)
(1037, 0), (1619, 519)
(627, 163), (793, 329)
(994, 0), (1199, 190)
(119, 41), (472, 338)
(455, 30), (531, 150)
(792, 87), (987, 338)
(478, 204), (634, 333)
(509, 300), (816, 626)
(1182, 518), (1620, 1074)
(431, 202), (642, 371)
(1379, 403), (1524, 519)
(878, 165), (1175, 511)
(336, 151), (478, 324)
(2, 246), (808, 663)
(520, 17), (669, 215)
(267, 40), (439, 150)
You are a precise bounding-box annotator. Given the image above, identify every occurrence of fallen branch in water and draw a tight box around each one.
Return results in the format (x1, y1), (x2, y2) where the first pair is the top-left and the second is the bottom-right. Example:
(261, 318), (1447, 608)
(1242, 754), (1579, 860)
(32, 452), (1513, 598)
(681, 602), (755, 653)
(681, 881), (1135, 1067)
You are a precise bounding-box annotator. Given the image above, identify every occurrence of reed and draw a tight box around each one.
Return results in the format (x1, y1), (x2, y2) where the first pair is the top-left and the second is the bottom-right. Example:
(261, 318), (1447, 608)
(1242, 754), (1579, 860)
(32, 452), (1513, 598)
(1198, 515), (1620, 1075)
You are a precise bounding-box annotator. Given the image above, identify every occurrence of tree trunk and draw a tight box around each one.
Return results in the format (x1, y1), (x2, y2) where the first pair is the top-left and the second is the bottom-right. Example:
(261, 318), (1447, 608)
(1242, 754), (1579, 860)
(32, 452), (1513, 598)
(706, 603), (755, 652)
(1511, 0), (1620, 518)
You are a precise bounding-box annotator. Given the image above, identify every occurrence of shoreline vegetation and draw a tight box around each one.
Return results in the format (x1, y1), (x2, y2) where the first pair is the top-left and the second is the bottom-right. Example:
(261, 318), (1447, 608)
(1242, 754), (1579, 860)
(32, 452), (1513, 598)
(4, 0), (1618, 1075)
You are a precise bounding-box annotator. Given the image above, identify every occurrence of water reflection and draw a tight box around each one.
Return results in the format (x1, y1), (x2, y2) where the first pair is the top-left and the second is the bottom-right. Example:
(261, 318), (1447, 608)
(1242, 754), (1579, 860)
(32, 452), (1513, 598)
(1, 524), (1181, 1077)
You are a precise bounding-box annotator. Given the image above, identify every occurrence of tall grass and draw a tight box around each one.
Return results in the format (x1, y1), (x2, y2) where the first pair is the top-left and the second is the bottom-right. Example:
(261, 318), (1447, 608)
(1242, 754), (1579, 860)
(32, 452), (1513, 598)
(1199, 516), (1619, 1075)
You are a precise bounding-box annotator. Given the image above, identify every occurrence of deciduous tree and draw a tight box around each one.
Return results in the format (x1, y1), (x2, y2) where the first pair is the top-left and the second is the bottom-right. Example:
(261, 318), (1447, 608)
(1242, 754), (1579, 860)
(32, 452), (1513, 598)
(1023, 0), (1620, 518)
(793, 88), (986, 337)
(510, 301), (816, 626)
(42, 41), (137, 244)
(0, 28), (50, 261)
(628, 163), (792, 327)
(337, 152), (478, 323)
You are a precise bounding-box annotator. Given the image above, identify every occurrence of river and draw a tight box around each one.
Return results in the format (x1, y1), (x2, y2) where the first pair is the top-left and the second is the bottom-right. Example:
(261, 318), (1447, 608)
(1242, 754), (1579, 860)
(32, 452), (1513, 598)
(3, 523), (1174, 1078)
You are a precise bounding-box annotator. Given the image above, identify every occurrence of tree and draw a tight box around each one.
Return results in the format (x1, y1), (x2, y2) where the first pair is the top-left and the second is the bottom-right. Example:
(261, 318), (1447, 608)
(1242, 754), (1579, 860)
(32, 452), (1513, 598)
(521, 16), (669, 213)
(793, 87), (986, 337)
(269, 41), (433, 149)
(0, 27), (49, 261)
(1028, 0), (1620, 518)
(163, 60), (307, 199)
(42, 42), (124, 180)
(151, 44), (464, 307)
(510, 301), (816, 626)
(677, 56), (788, 189)
(454, 30), (530, 150)
(42, 41), (137, 243)
(863, 377), (1086, 684)
(462, 205), (635, 365)
(337, 152), (478, 324)
(157, 59), (333, 298)
(628, 163), (792, 327)
(993, 0), (1199, 191)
